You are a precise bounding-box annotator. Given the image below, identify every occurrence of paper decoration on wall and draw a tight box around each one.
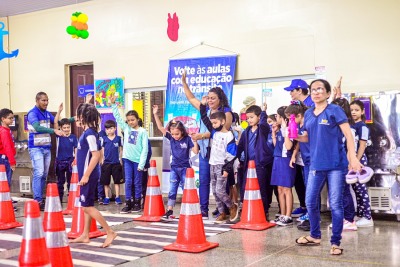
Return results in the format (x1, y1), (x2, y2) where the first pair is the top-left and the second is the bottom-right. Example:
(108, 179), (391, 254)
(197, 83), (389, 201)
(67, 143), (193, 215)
(0, 22), (19, 61)
(167, 13), (179, 42)
(95, 77), (125, 109)
(66, 12), (89, 39)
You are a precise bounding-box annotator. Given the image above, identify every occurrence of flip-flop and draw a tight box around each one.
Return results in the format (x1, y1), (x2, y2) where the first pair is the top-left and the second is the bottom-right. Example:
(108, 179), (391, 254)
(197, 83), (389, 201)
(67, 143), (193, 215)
(330, 246), (343, 255)
(295, 236), (321, 246)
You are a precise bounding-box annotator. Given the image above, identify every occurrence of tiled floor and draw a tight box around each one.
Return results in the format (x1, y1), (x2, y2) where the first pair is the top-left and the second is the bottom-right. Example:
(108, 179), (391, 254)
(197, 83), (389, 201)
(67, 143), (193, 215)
(3, 197), (400, 267)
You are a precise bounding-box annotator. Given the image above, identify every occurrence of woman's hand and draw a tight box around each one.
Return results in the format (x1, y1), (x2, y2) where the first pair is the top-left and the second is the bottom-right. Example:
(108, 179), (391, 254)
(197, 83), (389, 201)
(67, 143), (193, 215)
(349, 155), (363, 172)
(201, 95), (208, 105)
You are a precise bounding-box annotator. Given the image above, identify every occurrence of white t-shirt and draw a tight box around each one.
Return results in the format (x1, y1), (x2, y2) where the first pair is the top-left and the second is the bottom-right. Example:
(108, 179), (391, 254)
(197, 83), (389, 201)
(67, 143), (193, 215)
(209, 131), (235, 165)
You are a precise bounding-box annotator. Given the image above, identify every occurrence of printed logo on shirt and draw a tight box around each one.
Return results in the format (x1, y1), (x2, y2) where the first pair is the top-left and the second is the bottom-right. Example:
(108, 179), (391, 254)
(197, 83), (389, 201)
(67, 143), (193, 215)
(319, 119), (330, 125)
(69, 138), (74, 143)
(277, 136), (282, 142)
(180, 143), (188, 149)
(114, 143), (119, 147)
(128, 131), (138, 145)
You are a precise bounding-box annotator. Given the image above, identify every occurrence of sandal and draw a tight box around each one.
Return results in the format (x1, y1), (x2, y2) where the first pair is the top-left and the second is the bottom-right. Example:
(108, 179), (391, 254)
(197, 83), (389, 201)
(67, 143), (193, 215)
(295, 236), (321, 246)
(330, 246), (343, 255)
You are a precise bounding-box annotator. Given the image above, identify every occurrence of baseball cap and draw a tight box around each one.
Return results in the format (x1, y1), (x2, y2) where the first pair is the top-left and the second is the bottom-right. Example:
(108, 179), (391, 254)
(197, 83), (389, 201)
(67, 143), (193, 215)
(284, 79), (309, 91)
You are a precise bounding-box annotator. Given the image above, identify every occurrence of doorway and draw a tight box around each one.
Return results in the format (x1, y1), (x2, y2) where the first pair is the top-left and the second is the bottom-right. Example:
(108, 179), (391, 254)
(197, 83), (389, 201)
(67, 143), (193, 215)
(69, 64), (94, 137)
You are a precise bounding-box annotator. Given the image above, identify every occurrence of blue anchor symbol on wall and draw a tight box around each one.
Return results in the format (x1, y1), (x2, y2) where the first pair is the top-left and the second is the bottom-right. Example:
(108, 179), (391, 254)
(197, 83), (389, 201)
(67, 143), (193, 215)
(0, 22), (19, 61)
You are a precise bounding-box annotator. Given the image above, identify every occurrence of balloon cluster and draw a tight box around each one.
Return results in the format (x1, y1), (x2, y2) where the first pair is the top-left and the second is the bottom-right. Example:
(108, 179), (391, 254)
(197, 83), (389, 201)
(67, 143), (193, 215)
(66, 12), (89, 39)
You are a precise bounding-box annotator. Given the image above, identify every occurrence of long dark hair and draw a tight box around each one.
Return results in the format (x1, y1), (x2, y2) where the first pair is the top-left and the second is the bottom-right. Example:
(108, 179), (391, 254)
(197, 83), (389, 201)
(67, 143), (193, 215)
(277, 106), (289, 125)
(77, 103), (100, 131)
(209, 87), (230, 110)
(350, 100), (366, 122)
(167, 120), (188, 137)
(331, 98), (354, 125)
(285, 100), (308, 116)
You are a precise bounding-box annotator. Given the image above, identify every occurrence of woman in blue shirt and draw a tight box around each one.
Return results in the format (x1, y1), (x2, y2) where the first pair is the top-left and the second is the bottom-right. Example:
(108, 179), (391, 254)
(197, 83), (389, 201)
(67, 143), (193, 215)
(295, 79), (362, 256)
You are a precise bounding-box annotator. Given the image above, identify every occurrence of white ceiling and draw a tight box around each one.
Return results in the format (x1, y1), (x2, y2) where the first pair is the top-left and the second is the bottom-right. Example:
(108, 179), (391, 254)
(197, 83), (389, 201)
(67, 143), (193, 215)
(0, 0), (92, 17)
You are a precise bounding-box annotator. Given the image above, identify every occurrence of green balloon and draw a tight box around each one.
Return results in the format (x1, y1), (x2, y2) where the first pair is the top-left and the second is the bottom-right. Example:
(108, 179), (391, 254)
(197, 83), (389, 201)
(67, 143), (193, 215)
(80, 30), (89, 39)
(66, 26), (77, 35)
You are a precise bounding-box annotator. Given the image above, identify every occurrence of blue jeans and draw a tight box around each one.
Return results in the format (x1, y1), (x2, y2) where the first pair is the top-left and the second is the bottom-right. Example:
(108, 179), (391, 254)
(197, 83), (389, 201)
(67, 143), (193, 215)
(123, 159), (143, 200)
(199, 154), (211, 213)
(168, 167), (186, 207)
(0, 156), (12, 187)
(29, 147), (51, 203)
(343, 183), (355, 222)
(306, 169), (345, 246)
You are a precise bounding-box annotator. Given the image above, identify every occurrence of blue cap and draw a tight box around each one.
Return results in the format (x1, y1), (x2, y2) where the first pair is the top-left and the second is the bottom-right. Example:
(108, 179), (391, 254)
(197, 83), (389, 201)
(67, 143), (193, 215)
(284, 79), (309, 91)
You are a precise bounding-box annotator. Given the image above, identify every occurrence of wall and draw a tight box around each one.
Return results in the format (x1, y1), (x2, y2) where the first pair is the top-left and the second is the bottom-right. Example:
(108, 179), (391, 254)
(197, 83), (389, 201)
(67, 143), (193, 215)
(0, 17), (11, 108)
(1, 0), (399, 114)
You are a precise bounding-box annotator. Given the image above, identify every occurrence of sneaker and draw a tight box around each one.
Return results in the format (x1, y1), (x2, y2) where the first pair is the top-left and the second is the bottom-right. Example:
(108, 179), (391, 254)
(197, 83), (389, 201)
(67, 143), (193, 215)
(291, 207), (307, 218)
(214, 212), (227, 224)
(265, 212), (270, 222)
(132, 203), (142, 212)
(276, 216), (293, 226)
(11, 198), (18, 204)
(297, 220), (310, 231)
(226, 215), (241, 224)
(14, 206), (18, 212)
(201, 211), (209, 220)
(39, 201), (45, 211)
(275, 212), (281, 218)
(356, 217), (374, 228)
(103, 198), (110, 205)
(343, 220), (358, 231)
(161, 210), (175, 221)
(212, 208), (220, 218)
(346, 170), (358, 184)
(98, 198), (104, 205)
(358, 167), (374, 184)
(270, 215), (283, 224)
(229, 203), (239, 221)
(297, 213), (309, 222)
(120, 201), (132, 214)
(115, 197), (122, 205)
(354, 216), (363, 222)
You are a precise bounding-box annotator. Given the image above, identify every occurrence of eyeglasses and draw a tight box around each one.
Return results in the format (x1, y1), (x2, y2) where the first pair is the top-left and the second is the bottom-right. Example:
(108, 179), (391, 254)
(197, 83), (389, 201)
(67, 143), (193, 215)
(310, 87), (325, 94)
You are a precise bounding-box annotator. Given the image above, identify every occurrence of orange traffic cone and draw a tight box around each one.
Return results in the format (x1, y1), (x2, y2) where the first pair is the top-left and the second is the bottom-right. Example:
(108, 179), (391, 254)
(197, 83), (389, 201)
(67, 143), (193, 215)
(19, 200), (50, 267)
(231, 160), (276, 230)
(43, 183), (73, 267)
(67, 184), (106, 239)
(63, 161), (78, 215)
(0, 164), (23, 230)
(164, 168), (219, 253)
(134, 160), (165, 222)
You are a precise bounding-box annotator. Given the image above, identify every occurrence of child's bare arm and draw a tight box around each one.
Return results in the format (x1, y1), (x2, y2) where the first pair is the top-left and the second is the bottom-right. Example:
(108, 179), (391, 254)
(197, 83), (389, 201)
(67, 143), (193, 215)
(54, 102), (63, 130)
(80, 150), (101, 185)
(152, 105), (167, 135)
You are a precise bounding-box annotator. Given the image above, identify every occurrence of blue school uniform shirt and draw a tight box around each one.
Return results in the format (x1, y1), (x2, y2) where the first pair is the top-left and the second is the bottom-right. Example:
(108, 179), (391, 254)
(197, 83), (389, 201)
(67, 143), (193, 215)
(101, 135), (122, 164)
(302, 95), (314, 107)
(27, 106), (55, 149)
(299, 124), (310, 166)
(304, 104), (348, 171)
(266, 129), (274, 154)
(351, 121), (370, 151)
(165, 132), (194, 168)
(273, 130), (293, 158)
(56, 134), (78, 161)
(76, 128), (101, 181)
(247, 130), (257, 160)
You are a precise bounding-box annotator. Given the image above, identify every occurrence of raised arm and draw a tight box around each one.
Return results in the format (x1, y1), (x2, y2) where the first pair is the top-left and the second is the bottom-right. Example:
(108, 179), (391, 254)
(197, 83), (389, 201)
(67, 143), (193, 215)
(152, 105), (167, 136)
(109, 93), (128, 131)
(54, 102), (63, 130)
(182, 70), (201, 110)
(259, 103), (271, 136)
(200, 103), (213, 133)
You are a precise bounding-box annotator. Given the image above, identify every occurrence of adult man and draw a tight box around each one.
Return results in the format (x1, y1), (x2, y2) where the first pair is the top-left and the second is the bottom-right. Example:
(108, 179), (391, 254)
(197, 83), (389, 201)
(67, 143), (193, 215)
(27, 92), (64, 210)
(284, 79), (314, 107)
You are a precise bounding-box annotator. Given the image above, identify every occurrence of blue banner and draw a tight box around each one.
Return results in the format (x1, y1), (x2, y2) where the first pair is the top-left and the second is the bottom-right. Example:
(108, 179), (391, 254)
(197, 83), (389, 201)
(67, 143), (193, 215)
(165, 56), (237, 129)
(77, 84), (94, 97)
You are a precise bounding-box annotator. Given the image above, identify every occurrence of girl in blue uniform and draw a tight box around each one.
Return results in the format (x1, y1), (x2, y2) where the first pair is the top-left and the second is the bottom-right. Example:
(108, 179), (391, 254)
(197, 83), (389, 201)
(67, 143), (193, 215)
(271, 106), (296, 226)
(295, 79), (362, 256)
(350, 100), (373, 227)
(70, 103), (117, 248)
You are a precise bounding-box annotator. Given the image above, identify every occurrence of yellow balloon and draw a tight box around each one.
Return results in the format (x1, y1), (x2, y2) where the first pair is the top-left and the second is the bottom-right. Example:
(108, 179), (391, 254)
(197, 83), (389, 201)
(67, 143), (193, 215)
(77, 13), (88, 23)
(241, 121), (248, 129)
(71, 16), (77, 22)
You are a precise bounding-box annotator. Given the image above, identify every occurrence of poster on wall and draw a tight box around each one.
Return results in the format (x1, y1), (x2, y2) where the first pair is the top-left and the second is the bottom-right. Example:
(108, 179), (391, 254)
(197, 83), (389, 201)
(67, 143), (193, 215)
(94, 77), (125, 109)
(162, 55), (237, 193)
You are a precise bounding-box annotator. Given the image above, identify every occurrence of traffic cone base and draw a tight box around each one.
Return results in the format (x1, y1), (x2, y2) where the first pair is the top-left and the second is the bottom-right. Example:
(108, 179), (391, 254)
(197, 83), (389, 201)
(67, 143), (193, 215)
(134, 160), (165, 222)
(164, 168), (219, 253)
(231, 160), (276, 231)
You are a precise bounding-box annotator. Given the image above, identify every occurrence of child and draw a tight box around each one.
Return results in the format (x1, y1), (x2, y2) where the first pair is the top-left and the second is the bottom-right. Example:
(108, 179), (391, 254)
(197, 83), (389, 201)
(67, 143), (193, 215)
(0, 109), (16, 191)
(237, 104), (274, 220)
(270, 106), (296, 226)
(100, 120), (123, 205)
(136, 118), (152, 209)
(54, 103), (78, 202)
(153, 105), (195, 220)
(350, 100), (373, 227)
(70, 103), (116, 248)
(200, 98), (239, 224)
(110, 94), (148, 213)
(285, 102), (311, 230)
